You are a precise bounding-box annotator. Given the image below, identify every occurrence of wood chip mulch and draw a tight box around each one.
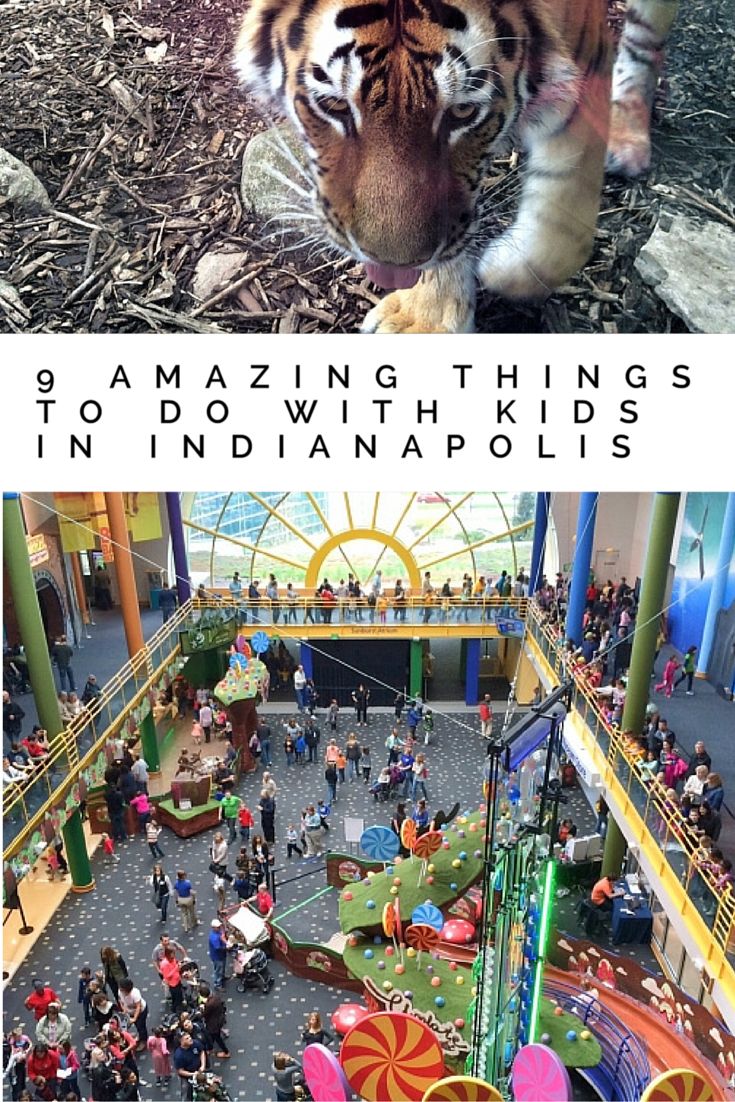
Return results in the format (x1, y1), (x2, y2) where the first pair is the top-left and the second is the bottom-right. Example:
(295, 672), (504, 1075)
(0, 0), (732, 333)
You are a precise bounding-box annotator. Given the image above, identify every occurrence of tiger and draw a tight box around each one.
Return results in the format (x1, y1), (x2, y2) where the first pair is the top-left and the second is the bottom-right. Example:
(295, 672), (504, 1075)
(234, 0), (679, 332)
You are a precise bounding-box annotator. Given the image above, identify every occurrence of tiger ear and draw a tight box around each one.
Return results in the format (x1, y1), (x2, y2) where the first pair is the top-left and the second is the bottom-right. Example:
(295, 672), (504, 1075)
(518, 51), (582, 139)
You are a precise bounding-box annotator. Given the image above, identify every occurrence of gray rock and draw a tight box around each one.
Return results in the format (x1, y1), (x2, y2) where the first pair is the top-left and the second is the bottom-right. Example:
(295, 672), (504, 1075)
(0, 148), (51, 212)
(191, 249), (250, 302)
(635, 214), (734, 334)
(240, 125), (311, 222)
(0, 278), (30, 328)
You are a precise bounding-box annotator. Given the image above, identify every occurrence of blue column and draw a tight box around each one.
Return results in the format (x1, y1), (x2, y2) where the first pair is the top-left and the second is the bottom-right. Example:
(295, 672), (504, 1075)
(529, 493), (551, 594)
(696, 492), (735, 677)
(165, 492), (191, 605)
(565, 493), (598, 645)
(300, 642), (313, 679)
(465, 638), (481, 705)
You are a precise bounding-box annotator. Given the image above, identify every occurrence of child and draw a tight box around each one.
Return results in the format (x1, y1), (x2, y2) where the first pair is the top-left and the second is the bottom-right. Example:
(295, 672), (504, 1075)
(191, 719), (204, 747)
(361, 746), (372, 784)
(294, 732), (306, 766)
(146, 818), (165, 859)
(238, 803), (254, 845)
(233, 868), (254, 900)
(78, 966), (93, 1025)
(328, 700), (339, 732)
(423, 710), (434, 746)
(286, 823), (303, 858)
(336, 749), (346, 785)
(101, 833), (119, 864)
(655, 655), (679, 698)
(147, 1028), (172, 1090)
(376, 593), (388, 622)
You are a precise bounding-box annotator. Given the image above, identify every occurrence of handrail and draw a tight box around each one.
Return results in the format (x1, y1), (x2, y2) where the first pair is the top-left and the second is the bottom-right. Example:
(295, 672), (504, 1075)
(525, 602), (735, 961)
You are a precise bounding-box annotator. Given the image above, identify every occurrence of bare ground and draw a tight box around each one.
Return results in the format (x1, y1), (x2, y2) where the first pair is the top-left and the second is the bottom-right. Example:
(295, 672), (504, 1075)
(0, 0), (732, 333)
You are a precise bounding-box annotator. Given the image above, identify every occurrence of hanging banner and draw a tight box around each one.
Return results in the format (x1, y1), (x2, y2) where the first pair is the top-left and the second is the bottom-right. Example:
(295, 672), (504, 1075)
(99, 525), (114, 563)
(125, 491), (163, 542)
(54, 491), (107, 553)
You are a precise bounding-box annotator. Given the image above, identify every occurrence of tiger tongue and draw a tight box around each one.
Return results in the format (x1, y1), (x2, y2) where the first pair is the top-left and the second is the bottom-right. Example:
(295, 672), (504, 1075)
(364, 263), (421, 291)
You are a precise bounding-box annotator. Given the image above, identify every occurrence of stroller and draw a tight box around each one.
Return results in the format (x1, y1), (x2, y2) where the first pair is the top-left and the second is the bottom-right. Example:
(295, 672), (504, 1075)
(192, 1070), (233, 1101)
(233, 947), (274, 994)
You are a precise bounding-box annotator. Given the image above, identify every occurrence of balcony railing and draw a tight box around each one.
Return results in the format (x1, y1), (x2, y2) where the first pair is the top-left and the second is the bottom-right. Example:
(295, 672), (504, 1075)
(525, 603), (735, 963)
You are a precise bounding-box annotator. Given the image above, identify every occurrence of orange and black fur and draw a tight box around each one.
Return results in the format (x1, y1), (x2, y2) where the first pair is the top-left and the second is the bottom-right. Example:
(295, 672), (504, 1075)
(235, 0), (679, 332)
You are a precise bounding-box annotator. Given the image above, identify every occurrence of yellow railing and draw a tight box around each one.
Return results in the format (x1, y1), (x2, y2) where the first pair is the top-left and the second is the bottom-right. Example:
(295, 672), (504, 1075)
(190, 592), (529, 623)
(525, 602), (735, 962)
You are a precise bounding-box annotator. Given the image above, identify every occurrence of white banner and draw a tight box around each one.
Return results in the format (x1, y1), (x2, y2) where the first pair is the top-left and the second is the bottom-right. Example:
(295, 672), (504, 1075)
(2, 332), (731, 490)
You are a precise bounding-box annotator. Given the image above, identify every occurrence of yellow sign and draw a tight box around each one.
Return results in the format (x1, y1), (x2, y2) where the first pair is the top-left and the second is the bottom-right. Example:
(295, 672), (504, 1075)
(26, 534), (49, 567)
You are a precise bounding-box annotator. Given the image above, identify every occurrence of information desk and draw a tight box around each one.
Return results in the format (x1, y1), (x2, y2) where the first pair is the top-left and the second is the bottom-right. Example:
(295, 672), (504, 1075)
(611, 887), (653, 946)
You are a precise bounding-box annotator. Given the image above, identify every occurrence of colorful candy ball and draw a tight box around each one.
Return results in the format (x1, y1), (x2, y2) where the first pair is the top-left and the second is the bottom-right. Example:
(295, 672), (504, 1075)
(452, 859), (462, 869)
(364, 949), (374, 959)
(348, 936), (358, 948)
(442, 841), (451, 850)
(393, 877), (402, 886)
(385, 946), (394, 957)
(566, 1030), (578, 1042)
(580, 1030), (591, 1041)
(342, 891), (353, 901)
(458, 851), (468, 861)
(367, 871), (376, 879)
(390, 886), (399, 895)
(383, 981), (393, 992)
(554, 1006), (564, 1017)
(366, 900), (376, 910)
(426, 965), (433, 974)
(434, 996), (445, 1008)
(450, 883), (458, 891)
(404, 990), (413, 1000)
(427, 864), (435, 873)
(426, 876), (435, 885)
(377, 961), (385, 970)
(455, 976), (465, 986)
(394, 964), (405, 975)
(474, 850), (483, 858)
(406, 947), (416, 958)
(373, 935), (382, 944)
(454, 1018), (465, 1029)
(540, 1033), (552, 1045)
(449, 962), (458, 971)
(431, 976), (441, 987)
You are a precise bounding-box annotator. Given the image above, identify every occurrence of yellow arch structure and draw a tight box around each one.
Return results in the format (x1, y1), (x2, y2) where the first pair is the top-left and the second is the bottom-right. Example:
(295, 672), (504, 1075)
(304, 529), (422, 591)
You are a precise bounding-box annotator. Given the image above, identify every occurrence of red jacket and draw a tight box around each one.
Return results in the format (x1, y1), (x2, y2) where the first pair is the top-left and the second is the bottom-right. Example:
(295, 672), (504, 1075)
(25, 987), (60, 1020)
(478, 702), (492, 722)
(27, 1047), (60, 1081)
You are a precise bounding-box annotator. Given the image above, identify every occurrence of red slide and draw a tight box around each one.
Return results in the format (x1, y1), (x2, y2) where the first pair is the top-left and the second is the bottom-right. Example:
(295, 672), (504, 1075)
(545, 965), (733, 1098)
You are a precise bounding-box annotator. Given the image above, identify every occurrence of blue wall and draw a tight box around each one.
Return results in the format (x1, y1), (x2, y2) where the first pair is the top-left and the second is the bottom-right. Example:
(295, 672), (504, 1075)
(668, 493), (735, 651)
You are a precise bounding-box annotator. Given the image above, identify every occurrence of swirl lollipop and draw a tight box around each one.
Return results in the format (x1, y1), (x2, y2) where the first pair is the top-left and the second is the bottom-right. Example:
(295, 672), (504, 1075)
(303, 1043), (350, 1102)
(422, 1076), (503, 1102)
(511, 1044), (572, 1102)
(361, 826), (401, 866)
(413, 829), (443, 884)
(411, 903), (444, 932)
(641, 1070), (715, 1102)
(340, 1011), (445, 1102)
(400, 818), (417, 856)
(406, 922), (440, 970)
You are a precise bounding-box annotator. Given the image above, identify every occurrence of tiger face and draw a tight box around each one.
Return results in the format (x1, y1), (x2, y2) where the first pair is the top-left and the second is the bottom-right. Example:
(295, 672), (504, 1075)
(235, 0), (575, 289)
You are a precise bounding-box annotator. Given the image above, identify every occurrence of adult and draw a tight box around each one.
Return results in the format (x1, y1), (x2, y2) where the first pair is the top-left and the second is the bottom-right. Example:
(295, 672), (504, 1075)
(3, 691), (25, 741)
(251, 835), (272, 885)
(199, 983), (230, 1059)
(160, 947), (185, 1013)
(250, 880), (275, 919)
(229, 571), (242, 601)
(146, 817), (165, 859)
(208, 920), (229, 989)
(675, 645), (697, 695)
(26, 1043), (60, 1095)
(248, 579), (261, 623)
(173, 1032), (206, 1102)
(129, 790), (152, 834)
(209, 832), (229, 879)
(158, 583), (178, 623)
(81, 673), (102, 705)
(151, 933), (185, 982)
(352, 684), (370, 726)
(94, 566), (113, 609)
(199, 700), (213, 744)
(303, 716), (320, 764)
(273, 1052), (304, 1102)
(220, 788), (241, 844)
(258, 716), (273, 767)
(324, 760), (338, 805)
(303, 806), (325, 857)
(100, 946), (128, 1000)
(345, 734), (362, 782)
(478, 694), (493, 739)
(24, 980), (61, 1022)
(150, 864), (173, 922)
(704, 773), (725, 813)
(35, 1003), (72, 1049)
(131, 753), (149, 794)
(118, 979), (148, 1049)
(687, 740), (712, 777)
(293, 665), (307, 712)
(174, 869), (198, 932)
(51, 635), (76, 693)
(258, 789), (276, 844)
(590, 874), (624, 914)
(301, 1011), (335, 1048)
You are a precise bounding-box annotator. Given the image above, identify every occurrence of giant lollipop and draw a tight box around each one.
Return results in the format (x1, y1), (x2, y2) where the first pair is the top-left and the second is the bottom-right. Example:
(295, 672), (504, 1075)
(405, 922), (440, 970)
(361, 826), (400, 868)
(303, 1043), (350, 1102)
(383, 901), (400, 958)
(414, 829), (443, 883)
(422, 1076), (503, 1102)
(640, 1070), (715, 1102)
(511, 1044), (572, 1102)
(340, 1011), (445, 1102)
(400, 818), (417, 858)
(411, 903), (444, 932)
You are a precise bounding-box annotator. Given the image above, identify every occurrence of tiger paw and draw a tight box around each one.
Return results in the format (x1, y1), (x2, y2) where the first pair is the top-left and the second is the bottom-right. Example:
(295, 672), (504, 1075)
(361, 264), (475, 334)
(606, 95), (653, 177)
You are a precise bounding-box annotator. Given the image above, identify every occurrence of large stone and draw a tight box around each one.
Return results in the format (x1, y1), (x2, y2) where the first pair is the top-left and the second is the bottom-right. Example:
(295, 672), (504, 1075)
(190, 249), (250, 301)
(0, 278), (30, 328)
(240, 124), (310, 221)
(635, 214), (734, 334)
(0, 148), (51, 212)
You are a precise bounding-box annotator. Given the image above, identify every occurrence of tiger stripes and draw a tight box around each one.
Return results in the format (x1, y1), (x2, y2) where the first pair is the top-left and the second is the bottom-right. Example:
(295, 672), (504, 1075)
(234, 0), (679, 332)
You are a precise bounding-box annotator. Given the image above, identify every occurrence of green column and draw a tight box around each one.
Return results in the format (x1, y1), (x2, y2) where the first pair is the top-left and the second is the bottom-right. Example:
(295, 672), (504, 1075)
(602, 492), (680, 874)
(2, 494), (63, 740)
(409, 640), (423, 698)
(601, 816), (627, 878)
(139, 711), (161, 774)
(620, 492), (681, 734)
(63, 809), (95, 893)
